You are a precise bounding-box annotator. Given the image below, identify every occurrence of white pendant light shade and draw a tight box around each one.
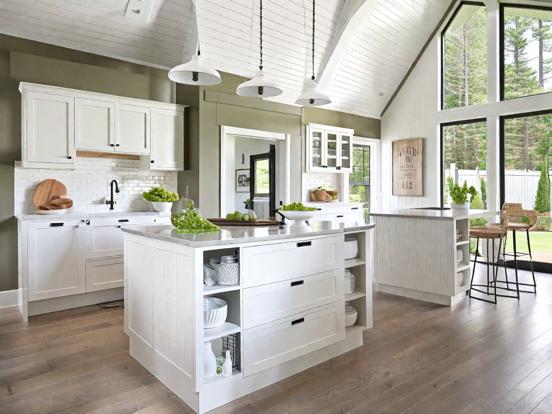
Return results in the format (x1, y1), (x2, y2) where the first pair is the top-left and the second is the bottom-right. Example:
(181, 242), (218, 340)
(295, 79), (331, 106)
(168, 54), (221, 85)
(236, 70), (283, 98)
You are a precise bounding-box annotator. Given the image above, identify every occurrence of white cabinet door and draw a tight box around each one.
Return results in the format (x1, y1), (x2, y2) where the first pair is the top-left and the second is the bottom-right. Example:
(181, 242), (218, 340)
(83, 224), (124, 260)
(75, 98), (115, 152)
(337, 132), (352, 172)
(307, 127), (325, 172)
(85, 257), (123, 292)
(24, 91), (75, 167)
(115, 103), (150, 154)
(150, 108), (184, 170)
(27, 220), (84, 301)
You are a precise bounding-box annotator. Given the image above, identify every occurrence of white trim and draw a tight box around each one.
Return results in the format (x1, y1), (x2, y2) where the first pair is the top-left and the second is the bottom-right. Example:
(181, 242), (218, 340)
(0, 289), (21, 308)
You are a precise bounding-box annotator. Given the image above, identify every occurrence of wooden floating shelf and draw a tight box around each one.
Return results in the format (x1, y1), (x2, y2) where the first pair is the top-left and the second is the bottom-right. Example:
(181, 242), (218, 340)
(345, 292), (366, 301)
(203, 284), (241, 295)
(345, 258), (366, 268)
(203, 322), (241, 342)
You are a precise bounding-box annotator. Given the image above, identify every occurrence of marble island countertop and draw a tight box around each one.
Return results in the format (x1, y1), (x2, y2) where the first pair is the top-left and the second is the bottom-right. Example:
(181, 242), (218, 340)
(16, 211), (171, 221)
(370, 208), (497, 220)
(122, 220), (375, 248)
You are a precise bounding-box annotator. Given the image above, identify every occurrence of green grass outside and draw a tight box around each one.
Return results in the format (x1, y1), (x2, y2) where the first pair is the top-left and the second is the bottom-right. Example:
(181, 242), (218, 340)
(504, 231), (552, 254)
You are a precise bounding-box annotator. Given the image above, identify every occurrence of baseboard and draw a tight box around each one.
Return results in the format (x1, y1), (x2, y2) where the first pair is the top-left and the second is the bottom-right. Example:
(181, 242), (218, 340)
(377, 284), (460, 306)
(0, 289), (21, 309)
(28, 288), (123, 316)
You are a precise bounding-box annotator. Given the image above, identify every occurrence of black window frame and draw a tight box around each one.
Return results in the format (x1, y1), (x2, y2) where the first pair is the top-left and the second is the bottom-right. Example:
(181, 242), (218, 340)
(440, 1), (487, 110)
(440, 117), (487, 206)
(500, 3), (552, 101)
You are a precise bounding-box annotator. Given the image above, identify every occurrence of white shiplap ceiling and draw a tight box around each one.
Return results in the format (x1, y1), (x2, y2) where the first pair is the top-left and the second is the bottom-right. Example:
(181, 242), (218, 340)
(0, 0), (452, 119)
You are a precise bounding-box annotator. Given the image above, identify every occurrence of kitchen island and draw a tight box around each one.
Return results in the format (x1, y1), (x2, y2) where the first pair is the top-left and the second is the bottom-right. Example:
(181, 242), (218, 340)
(122, 221), (374, 413)
(371, 208), (496, 306)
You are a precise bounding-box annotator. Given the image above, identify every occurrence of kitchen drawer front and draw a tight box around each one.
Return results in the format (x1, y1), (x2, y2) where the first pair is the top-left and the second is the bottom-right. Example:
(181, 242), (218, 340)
(243, 270), (343, 329)
(85, 225), (124, 259)
(85, 257), (123, 291)
(242, 302), (345, 377)
(241, 235), (342, 288)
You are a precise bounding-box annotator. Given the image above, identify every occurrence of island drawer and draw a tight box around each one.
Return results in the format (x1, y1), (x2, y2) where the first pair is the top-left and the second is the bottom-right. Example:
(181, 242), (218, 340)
(242, 302), (345, 377)
(241, 235), (342, 288)
(242, 270), (342, 329)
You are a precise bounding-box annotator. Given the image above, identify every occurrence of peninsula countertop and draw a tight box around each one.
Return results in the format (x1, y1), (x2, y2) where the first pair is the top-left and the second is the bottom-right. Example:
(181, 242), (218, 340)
(122, 220), (375, 248)
(370, 208), (497, 221)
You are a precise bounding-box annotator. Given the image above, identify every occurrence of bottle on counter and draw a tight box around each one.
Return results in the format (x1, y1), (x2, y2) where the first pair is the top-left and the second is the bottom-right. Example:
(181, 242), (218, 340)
(222, 350), (233, 377)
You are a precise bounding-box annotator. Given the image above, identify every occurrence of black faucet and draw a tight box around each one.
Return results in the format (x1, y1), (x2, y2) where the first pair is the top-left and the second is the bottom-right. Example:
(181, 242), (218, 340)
(106, 180), (120, 210)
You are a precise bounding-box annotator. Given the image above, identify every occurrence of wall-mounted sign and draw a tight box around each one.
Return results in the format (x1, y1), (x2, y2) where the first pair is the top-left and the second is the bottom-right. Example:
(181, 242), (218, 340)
(392, 138), (423, 196)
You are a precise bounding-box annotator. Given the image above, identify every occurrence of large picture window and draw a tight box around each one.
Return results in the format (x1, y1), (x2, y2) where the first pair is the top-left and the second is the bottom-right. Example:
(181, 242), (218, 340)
(441, 119), (487, 206)
(442, 2), (487, 109)
(501, 5), (552, 100)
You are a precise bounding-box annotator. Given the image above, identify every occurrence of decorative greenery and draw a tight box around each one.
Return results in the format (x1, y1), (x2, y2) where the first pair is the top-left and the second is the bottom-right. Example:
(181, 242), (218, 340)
(171, 199), (219, 233)
(243, 199), (254, 210)
(480, 178), (487, 208)
(534, 139), (551, 213)
(143, 187), (179, 203)
(279, 202), (317, 212)
(448, 181), (477, 205)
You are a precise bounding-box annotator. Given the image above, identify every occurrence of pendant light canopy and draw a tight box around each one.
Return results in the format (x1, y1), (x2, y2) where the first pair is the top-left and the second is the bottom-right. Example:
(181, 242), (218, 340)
(168, 0), (221, 86)
(236, 0), (283, 98)
(295, 0), (331, 106)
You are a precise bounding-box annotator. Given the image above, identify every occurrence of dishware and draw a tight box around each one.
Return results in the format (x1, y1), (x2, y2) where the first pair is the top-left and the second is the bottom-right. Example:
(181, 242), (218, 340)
(203, 297), (227, 328)
(345, 303), (358, 327)
(344, 269), (355, 295)
(344, 239), (358, 260)
(457, 249), (464, 265)
(152, 201), (173, 213)
(203, 264), (217, 286)
(211, 255), (239, 285)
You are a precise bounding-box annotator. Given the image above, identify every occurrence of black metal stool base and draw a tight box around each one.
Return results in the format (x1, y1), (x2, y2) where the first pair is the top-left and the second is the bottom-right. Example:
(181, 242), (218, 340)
(505, 229), (537, 294)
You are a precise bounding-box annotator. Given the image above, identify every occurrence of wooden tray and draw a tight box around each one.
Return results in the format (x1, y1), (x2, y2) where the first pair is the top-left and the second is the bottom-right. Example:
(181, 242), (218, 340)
(208, 218), (281, 226)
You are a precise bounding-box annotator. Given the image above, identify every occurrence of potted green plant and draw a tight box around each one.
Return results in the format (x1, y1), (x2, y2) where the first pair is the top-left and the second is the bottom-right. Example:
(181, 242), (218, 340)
(143, 187), (179, 213)
(448, 181), (477, 211)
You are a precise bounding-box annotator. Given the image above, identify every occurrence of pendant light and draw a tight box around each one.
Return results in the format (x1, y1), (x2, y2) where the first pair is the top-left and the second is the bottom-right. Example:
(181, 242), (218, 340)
(168, 0), (221, 85)
(295, 0), (331, 106)
(236, 0), (283, 98)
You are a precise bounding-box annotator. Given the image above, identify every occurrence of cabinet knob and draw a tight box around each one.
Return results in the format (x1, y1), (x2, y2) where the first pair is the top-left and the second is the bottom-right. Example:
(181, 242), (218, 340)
(67, 156), (72, 160)
(110, 144), (115, 147)
(150, 160), (155, 164)
(115, 144), (120, 147)
(336, 166), (341, 170)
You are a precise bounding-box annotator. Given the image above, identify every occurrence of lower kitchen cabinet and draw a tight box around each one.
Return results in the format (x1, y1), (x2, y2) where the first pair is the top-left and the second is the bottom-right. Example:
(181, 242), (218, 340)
(85, 257), (124, 292)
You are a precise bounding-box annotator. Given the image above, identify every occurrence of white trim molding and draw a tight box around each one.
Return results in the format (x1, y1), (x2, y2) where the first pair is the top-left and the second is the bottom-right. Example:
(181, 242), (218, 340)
(0, 289), (22, 309)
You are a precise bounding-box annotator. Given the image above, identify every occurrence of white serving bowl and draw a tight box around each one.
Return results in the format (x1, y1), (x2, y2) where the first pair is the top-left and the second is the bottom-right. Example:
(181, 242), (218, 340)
(203, 297), (227, 329)
(281, 210), (317, 222)
(152, 201), (173, 213)
(345, 304), (358, 327)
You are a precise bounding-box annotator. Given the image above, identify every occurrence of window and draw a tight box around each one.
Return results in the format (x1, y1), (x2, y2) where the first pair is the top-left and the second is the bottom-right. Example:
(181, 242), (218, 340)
(442, 2), (488, 109)
(501, 5), (552, 100)
(349, 144), (371, 209)
(441, 120), (487, 206)
(253, 158), (270, 196)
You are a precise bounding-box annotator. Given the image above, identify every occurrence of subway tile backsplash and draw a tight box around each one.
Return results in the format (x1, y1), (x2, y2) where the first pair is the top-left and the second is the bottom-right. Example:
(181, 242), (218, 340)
(14, 158), (177, 215)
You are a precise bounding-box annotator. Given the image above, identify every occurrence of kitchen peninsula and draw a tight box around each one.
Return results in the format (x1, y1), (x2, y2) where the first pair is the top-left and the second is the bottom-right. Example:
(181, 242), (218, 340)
(371, 208), (496, 306)
(122, 221), (374, 413)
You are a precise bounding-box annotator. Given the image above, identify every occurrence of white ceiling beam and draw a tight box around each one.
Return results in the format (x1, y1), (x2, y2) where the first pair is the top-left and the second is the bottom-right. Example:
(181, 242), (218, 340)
(317, 0), (379, 90)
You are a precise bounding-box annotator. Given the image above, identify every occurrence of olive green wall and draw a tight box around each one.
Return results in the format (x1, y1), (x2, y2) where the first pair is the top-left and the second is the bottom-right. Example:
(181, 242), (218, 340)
(0, 34), (174, 292)
(303, 107), (381, 139)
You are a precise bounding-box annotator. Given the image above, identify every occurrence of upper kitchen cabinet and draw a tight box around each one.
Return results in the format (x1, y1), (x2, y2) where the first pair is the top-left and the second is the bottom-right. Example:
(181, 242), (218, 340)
(19, 83), (186, 170)
(21, 89), (76, 169)
(306, 124), (353, 173)
(146, 107), (185, 170)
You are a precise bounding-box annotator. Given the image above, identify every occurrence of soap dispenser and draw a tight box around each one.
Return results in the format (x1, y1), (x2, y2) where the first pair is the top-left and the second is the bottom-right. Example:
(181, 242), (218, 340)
(222, 350), (233, 377)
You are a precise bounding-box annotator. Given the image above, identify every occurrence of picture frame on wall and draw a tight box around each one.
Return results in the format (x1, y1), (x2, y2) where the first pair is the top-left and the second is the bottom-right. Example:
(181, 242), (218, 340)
(235, 169), (250, 193)
(392, 138), (424, 196)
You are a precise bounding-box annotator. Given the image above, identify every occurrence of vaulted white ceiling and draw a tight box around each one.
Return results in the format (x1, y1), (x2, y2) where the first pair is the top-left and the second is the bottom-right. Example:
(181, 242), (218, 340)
(0, 0), (452, 119)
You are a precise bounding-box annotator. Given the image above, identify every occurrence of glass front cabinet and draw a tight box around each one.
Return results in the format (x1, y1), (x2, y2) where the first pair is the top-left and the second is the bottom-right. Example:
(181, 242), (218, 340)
(306, 124), (354, 173)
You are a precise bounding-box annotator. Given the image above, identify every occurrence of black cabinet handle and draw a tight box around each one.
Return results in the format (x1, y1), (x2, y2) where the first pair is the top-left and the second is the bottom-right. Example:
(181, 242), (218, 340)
(351, 207), (359, 210)
(291, 317), (305, 326)
(297, 241), (312, 248)
(50, 222), (64, 227)
(291, 280), (304, 287)
(115, 143), (120, 147)
(66, 156), (72, 159)
(110, 144), (115, 147)
(336, 166), (341, 170)
(151, 160), (155, 164)
(322, 165), (328, 168)
(337, 215), (344, 218)
(118, 219), (129, 223)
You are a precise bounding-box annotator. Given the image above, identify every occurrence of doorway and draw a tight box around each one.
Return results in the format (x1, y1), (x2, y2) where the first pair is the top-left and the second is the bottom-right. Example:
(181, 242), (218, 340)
(250, 145), (276, 218)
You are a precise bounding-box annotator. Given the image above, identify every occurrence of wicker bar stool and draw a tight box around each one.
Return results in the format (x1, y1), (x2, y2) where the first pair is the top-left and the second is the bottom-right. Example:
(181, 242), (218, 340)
(468, 226), (519, 304)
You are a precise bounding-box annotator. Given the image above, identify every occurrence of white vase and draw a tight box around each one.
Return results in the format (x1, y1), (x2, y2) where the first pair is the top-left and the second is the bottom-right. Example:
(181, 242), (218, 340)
(451, 202), (470, 211)
(222, 350), (233, 377)
(152, 201), (173, 213)
(203, 341), (217, 378)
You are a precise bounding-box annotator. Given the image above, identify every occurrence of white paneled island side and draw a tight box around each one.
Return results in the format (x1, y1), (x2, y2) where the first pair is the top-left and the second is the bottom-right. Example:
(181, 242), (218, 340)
(122, 221), (374, 413)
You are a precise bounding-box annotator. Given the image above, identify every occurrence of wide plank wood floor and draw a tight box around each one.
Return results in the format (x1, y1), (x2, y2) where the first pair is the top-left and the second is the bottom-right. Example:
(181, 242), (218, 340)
(2, 270), (552, 413)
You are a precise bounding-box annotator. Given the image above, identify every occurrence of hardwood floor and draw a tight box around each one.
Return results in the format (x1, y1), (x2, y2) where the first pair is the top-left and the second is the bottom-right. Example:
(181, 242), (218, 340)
(2, 270), (552, 413)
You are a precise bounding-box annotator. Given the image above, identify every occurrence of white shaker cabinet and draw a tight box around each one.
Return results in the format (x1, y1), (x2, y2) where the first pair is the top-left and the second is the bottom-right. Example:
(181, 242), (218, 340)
(75, 97), (115, 152)
(22, 91), (75, 169)
(147, 107), (184, 170)
(306, 124), (353, 173)
(27, 220), (84, 301)
(115, 103), (151, 155)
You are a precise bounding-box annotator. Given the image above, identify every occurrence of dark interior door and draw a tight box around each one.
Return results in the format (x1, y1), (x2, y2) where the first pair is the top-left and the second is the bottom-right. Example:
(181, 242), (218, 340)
(250, 145), (276, 217)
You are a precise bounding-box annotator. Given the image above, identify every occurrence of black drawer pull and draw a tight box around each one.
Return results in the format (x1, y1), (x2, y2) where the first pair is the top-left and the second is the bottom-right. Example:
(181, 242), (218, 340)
(297, 241), (312, 248)
(50, 222), (64, 227)
(291, 280), (304, 287)
(336, 215), (344, 218)
(351, 207), (359, 210)
(291, 317), (305, 326)
(118, 219), (129, 223)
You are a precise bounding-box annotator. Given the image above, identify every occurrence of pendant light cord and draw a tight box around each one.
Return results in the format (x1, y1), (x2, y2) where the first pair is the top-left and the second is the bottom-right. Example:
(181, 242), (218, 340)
(311, 0), (315, 81)
(259, 0), (263, 71)
(193, 0), (201, 56)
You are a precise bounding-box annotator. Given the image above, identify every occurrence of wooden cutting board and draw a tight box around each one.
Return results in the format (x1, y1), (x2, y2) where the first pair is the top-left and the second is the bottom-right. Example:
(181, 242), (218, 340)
(33, 179), (67, 209)
(208, 218), (281, 226)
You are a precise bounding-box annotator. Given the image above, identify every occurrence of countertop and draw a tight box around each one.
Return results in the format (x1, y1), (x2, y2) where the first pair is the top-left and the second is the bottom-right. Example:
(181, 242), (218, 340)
(122, 220), (375, 248)
(16, 211), (170, 221)
(369, 208), (497, 220)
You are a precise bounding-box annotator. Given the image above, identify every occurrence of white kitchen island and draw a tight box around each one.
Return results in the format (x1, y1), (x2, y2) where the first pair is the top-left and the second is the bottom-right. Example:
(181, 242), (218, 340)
(122, 221), (374, 413)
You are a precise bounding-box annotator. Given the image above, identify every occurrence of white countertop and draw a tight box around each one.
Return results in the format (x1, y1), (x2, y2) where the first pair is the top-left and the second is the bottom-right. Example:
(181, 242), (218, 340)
(370, 208), (497, 220)
(122, 220), (375, 248)
(16, 211), (170, 221)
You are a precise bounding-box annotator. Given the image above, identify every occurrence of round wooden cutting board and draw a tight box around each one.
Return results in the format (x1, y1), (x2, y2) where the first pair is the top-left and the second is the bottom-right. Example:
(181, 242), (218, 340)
(32, 179), (67, 209)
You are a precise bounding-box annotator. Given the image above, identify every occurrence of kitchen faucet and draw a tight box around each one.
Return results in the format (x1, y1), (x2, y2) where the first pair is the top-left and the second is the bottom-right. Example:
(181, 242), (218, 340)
(106, 179), (120, 210)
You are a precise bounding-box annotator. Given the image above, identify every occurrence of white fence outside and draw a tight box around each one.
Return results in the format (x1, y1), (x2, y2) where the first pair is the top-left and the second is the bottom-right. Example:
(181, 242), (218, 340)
(446, 168), (551, 210)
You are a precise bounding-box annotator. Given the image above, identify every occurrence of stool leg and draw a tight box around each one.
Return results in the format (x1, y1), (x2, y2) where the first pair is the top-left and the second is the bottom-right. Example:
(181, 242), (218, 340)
(468, 237), (480, 297)
(513, 230), (520, 299)
(503, 231), (510, 289)
(494, 237), (503, 304)
(526, 229), (537, 294)
(486, 238), (490, 295)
